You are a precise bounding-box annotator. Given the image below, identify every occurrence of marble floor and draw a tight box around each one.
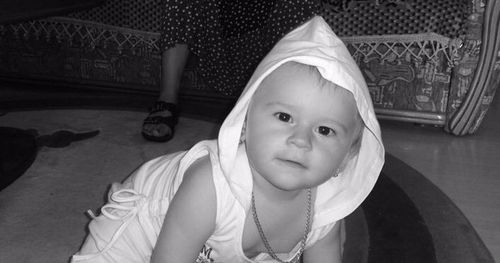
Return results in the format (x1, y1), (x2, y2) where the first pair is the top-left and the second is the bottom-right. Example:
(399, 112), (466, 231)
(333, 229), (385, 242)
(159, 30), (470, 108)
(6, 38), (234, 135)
(379, 94), (500, 262)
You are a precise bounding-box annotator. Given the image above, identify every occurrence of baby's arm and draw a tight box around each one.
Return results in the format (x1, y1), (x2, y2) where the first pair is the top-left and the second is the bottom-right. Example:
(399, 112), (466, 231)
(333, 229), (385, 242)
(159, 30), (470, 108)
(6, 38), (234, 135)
(151, 156), (216, 263)
(302, 221), (342, 263)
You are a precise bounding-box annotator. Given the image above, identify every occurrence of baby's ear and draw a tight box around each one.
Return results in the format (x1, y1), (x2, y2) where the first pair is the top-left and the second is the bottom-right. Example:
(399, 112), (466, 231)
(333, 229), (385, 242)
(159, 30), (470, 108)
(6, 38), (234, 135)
(348, 121), (364, 156)
(337, 149), (358, 176)
(338, 128), (364, 173)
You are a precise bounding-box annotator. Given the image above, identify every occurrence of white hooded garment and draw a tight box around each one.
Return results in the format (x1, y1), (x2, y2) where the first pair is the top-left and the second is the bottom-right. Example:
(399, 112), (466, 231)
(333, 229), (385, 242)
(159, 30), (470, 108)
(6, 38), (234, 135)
(218, 15), (384, 229)
(71, 16), (384, 263)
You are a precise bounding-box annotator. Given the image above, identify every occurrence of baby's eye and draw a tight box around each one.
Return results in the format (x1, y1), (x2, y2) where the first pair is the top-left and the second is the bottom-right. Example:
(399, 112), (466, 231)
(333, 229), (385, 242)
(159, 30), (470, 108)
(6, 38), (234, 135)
(274, 112), (292, 123)
(317, 126), (335, 136)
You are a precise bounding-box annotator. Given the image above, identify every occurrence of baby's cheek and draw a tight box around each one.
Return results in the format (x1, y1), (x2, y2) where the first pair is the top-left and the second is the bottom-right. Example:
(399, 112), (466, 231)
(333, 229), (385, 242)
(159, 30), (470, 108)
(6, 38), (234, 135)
(320, 149), (344, 168)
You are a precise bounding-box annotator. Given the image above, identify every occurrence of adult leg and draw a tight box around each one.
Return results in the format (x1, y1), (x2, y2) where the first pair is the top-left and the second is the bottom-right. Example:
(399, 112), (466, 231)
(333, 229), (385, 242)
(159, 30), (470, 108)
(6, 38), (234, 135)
(142, 44), (190, 142)
(158, 43), (190, 104)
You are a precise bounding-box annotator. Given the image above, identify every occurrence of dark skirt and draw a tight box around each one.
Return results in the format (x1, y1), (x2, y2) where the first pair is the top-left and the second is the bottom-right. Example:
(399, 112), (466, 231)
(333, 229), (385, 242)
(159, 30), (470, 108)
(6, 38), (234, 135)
(159, 0), (322, 96)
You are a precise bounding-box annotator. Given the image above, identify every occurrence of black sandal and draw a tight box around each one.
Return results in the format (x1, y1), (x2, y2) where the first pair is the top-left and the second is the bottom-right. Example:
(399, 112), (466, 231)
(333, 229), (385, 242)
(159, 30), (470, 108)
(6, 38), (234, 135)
(141, 101), (179, 142)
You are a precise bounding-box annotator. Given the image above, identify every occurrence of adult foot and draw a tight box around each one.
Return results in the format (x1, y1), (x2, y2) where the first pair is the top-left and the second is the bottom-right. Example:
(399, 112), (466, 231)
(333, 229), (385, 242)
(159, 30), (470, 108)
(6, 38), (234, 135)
(141, 101), (178, 142)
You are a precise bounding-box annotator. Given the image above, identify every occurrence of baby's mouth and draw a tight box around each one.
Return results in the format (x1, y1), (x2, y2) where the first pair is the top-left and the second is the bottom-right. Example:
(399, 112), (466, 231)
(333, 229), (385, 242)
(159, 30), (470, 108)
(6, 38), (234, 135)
(276, 158), (307, 169)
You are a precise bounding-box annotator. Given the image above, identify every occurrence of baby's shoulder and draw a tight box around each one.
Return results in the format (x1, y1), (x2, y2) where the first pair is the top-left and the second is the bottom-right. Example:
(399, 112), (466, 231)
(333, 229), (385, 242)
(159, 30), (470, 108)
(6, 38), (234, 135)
(181, 155), (215, 195)
(186, 155), (212, 177)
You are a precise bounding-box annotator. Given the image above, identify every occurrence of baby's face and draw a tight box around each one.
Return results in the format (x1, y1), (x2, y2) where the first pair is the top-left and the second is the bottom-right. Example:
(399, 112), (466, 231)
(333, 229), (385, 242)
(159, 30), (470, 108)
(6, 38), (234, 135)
(245, 63), (361, 191)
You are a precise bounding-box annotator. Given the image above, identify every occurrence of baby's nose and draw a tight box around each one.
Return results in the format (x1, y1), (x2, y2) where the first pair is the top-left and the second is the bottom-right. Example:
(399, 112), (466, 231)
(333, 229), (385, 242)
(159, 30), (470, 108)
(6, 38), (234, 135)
(287, 127), (312, 150)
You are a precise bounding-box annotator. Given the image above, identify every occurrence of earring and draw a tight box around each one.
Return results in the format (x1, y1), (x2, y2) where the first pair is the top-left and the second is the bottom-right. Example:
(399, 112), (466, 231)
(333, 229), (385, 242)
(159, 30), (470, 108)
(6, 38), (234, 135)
(333, 168), (340, 177)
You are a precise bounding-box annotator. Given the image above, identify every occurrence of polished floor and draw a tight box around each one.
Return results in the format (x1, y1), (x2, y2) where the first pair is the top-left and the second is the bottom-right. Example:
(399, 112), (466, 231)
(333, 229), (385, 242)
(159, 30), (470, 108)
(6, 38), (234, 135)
(379, 95), (500, 262)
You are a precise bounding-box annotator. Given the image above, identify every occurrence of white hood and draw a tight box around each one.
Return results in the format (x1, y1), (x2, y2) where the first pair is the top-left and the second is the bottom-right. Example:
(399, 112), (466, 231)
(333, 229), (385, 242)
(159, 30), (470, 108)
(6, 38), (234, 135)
(217, 16), (385, 228)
